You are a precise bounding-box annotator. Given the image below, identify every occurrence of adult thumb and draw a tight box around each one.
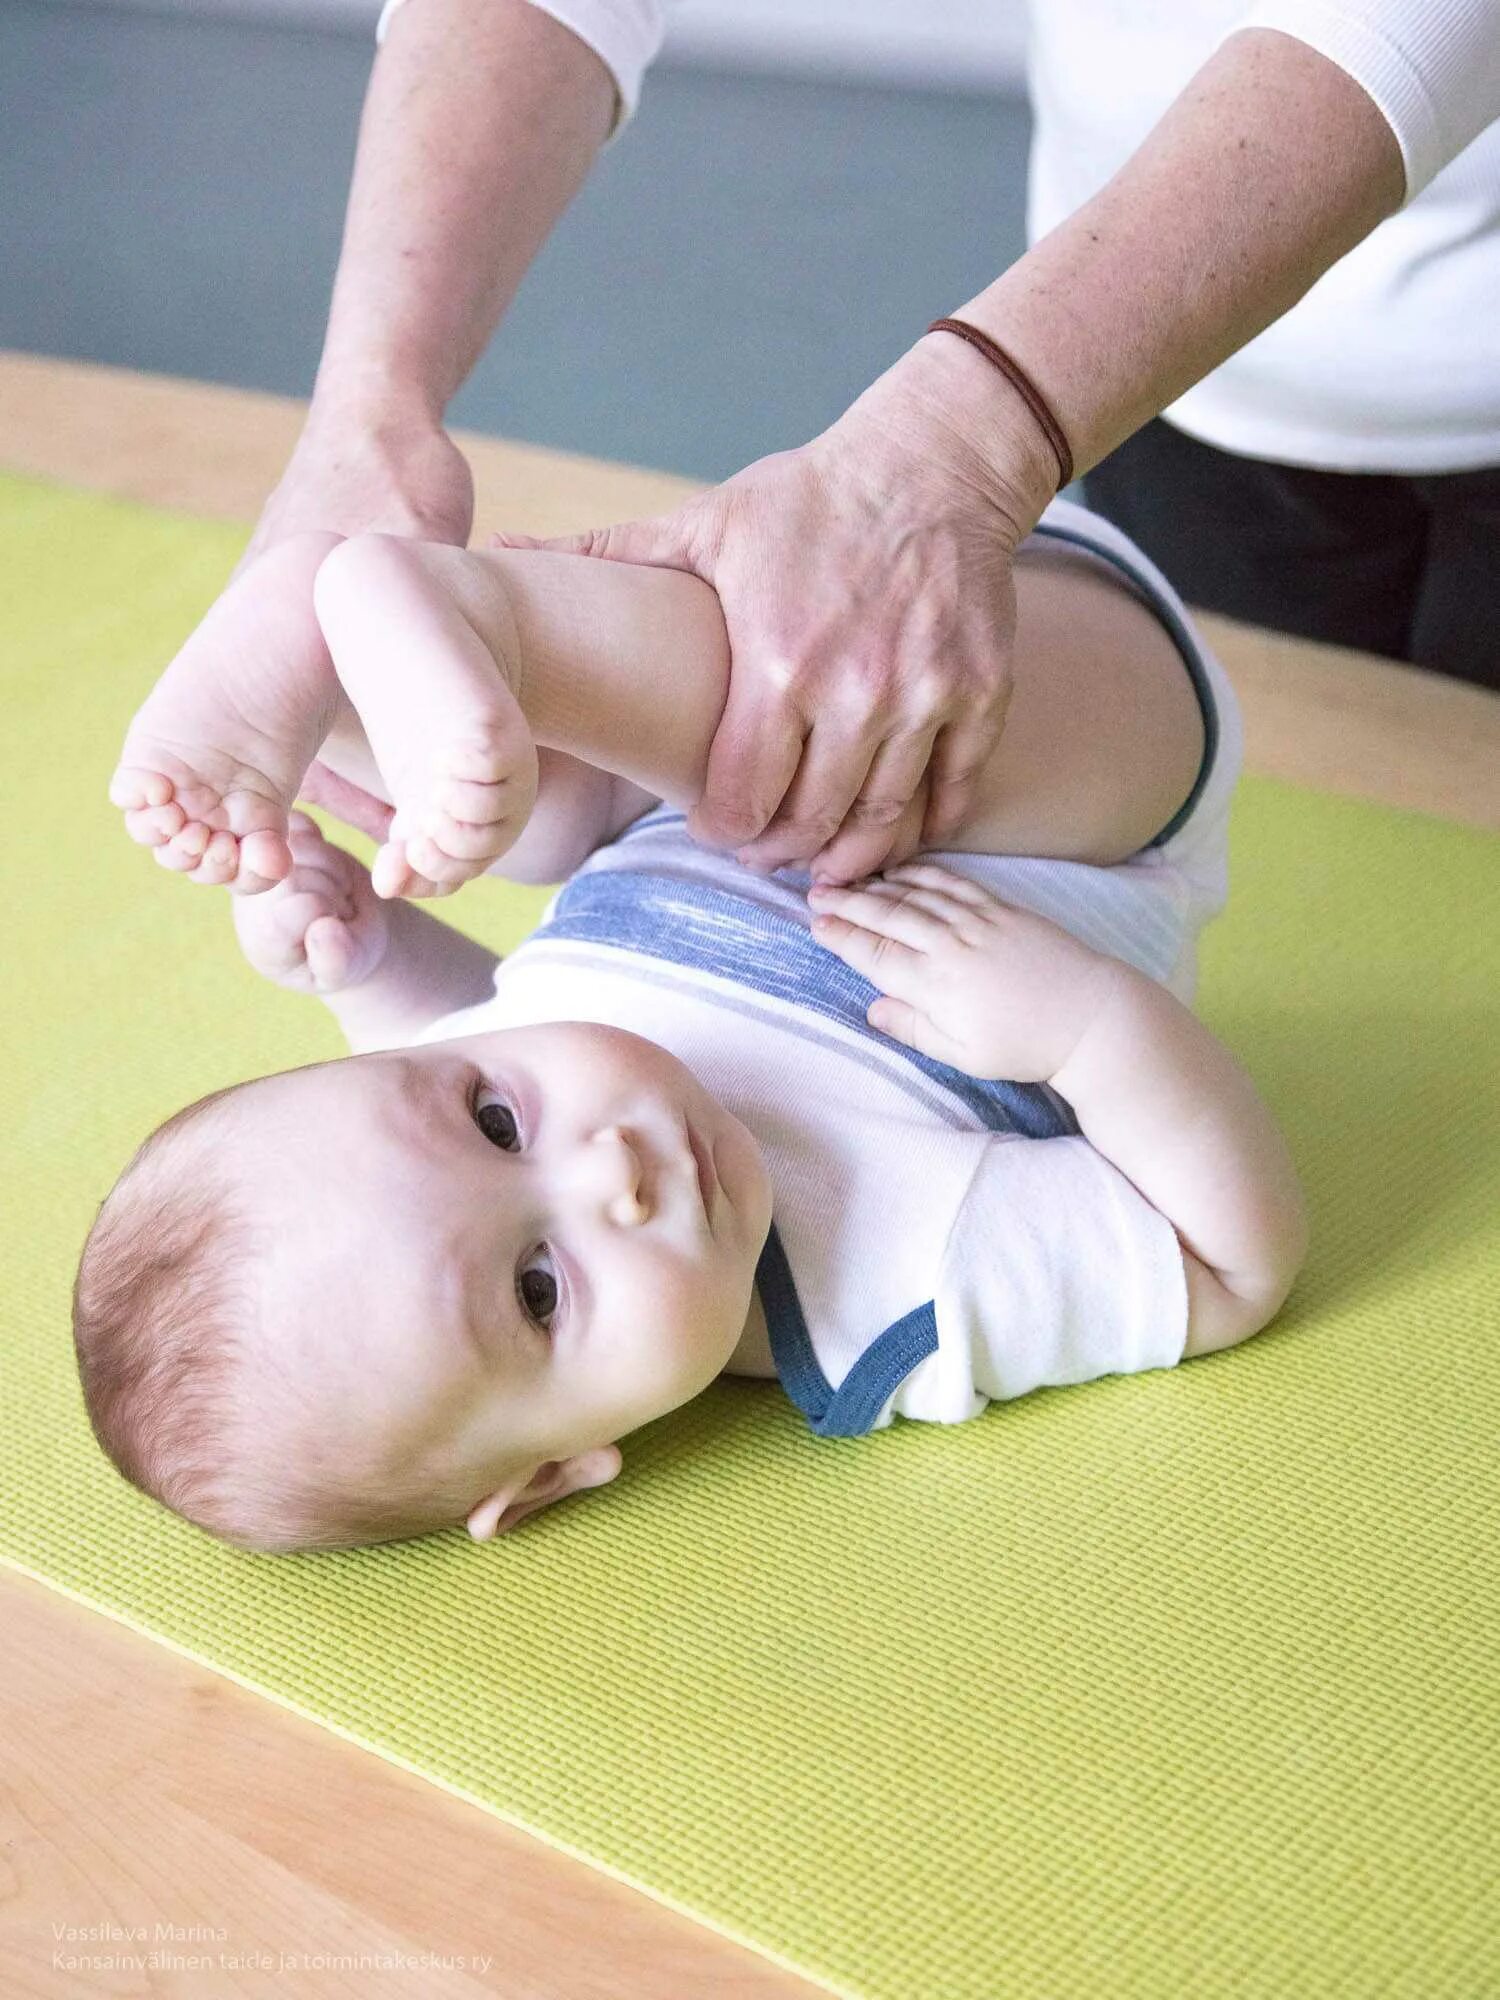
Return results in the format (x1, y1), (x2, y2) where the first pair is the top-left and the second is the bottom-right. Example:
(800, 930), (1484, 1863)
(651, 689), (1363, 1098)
(486, 513), (699, 574)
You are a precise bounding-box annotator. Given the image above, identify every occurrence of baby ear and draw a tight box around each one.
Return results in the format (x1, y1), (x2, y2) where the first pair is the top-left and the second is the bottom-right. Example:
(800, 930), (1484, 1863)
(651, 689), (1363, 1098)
(466, 1445), (622, 1542)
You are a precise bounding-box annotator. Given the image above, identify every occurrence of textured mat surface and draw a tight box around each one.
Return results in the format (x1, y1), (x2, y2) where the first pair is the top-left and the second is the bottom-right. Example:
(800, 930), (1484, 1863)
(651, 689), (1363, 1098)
(3, 469), (1497, 1999)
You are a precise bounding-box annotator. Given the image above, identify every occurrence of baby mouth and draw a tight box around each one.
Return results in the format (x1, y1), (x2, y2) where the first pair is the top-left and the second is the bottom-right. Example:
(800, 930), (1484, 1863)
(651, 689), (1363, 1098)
(685, 1118), (717, 1220)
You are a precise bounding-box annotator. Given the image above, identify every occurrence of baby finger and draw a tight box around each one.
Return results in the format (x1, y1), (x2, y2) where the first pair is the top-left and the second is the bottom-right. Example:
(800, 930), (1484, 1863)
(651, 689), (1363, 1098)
(809, 909), (927, 990)
(805, 881), (949, 952)
(865, 992), (969, 1067)
(303, 915), (357, 992)
(865, 880), (978, 933)
(881, 861), (999, 908)
(305, 913), (386, 990)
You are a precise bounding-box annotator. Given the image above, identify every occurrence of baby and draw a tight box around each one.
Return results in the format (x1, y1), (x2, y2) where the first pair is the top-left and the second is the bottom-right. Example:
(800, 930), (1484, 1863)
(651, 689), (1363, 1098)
(74, 499), (1308, 1553)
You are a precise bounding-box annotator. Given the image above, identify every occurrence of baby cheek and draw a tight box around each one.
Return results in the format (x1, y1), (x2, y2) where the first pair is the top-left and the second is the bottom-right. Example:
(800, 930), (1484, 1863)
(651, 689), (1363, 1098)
(625, 1251), (727, 1359)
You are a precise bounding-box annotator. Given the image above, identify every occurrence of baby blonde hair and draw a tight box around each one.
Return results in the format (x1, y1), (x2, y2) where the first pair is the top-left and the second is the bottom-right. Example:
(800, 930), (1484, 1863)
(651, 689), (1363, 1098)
(72, 1075), (472, 1555)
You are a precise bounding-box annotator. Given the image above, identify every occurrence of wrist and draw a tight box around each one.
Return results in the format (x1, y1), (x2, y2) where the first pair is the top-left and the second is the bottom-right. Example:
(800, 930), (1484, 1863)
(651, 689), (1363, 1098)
(308, 353), (448, 437)
(876, 332), (1061, 541)
(259, 398), (474, 552)
(1048, 956), (1156, 1087)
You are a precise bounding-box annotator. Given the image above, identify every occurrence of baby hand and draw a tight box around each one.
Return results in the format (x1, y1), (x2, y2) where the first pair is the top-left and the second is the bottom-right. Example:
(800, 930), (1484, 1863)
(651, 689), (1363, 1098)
(231, 812), (390, 994)
(807, 861), (1126, 1082)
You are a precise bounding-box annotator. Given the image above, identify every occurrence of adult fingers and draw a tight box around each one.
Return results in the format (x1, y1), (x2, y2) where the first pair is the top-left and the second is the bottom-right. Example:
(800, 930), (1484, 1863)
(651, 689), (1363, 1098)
(920, 695), (1009, 849)
(296, 758), (395, 845)
(803, 723), (939, 884)
(687, 684), (806, 852)
(733, 713), (885, 874)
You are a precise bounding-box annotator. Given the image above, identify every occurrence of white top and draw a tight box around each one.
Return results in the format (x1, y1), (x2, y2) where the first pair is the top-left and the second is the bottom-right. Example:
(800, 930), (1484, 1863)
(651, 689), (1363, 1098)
(375, 0), (1500, 474)
(405, 500), (1244, 1437)
(1027, 1), (1500, 472)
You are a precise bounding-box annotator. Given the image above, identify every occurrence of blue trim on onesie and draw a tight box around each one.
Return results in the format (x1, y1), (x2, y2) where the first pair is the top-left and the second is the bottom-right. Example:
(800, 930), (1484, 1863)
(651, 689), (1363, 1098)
(1027, 519), (1220, 847)
(533, 871), (1076, 1436)
(755, 1221), (939, 1437)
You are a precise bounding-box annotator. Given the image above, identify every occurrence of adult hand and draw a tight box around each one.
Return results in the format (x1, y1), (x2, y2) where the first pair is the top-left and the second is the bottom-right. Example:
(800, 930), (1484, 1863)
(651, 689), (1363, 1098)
(237, 397), (476, 834)
(495, 336), (1058, 882)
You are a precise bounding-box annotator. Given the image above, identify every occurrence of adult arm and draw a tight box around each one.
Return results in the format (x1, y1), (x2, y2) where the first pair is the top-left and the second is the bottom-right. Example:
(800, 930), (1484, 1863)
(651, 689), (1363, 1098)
(249, 0), (617, 568)
(524, 23), (1417, 883)
(947, 24), (1409, 485)
(215, 0), (619, 835)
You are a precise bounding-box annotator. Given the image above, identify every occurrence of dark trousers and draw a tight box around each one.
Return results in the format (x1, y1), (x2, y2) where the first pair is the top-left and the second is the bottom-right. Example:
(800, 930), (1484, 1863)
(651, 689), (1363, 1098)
(1083, 418), (1500, 693)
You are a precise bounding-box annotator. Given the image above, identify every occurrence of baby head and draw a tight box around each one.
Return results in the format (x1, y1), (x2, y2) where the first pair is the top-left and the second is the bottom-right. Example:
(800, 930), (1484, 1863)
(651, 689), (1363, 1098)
(72, 1024), (774, 1554)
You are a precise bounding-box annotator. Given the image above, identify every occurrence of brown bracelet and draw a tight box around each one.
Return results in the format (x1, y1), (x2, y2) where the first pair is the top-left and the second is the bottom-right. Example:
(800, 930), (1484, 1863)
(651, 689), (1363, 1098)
(926, 316), (1074, 490)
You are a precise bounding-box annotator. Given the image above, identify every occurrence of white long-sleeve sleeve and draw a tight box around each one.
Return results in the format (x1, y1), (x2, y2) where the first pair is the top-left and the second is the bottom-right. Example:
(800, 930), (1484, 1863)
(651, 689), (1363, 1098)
(1030, 1), (1500, 471)
(375, 0), (672, 128)
(1235, 0), (1500, 201)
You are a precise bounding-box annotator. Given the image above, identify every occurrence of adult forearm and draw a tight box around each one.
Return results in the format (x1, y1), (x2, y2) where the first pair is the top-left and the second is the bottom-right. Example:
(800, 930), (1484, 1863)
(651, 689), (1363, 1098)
(1052, 968), (1308, 1311)
(313, 0), (615, 428)
(904, 26), (1404, 497)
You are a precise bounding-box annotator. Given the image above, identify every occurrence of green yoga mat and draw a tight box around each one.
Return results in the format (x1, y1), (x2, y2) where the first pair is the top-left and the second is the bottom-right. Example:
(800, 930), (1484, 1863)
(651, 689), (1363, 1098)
(3, 469), (1497, 1999)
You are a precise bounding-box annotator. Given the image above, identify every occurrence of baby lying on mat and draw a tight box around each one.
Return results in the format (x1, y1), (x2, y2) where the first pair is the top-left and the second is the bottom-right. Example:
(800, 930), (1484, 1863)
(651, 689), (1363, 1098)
(75, 498), (1307, 1554)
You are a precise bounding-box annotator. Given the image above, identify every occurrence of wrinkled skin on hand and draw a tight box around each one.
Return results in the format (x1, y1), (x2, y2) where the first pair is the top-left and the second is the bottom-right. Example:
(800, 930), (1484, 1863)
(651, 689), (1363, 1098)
(497, 341), (1053, 884)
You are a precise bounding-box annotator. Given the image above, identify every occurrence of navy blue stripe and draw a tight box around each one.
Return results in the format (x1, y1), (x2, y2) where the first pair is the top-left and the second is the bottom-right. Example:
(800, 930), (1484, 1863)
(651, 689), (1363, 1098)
(1028, 520), (1221, 848)
(754, 1220), (828, 1423)
(820, 1298), (940, 1436)
(755, 1221), (940, 1434)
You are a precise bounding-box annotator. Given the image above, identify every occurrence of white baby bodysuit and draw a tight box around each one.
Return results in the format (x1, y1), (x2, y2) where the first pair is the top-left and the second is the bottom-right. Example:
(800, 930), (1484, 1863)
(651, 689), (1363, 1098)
(409, 498), (1244, 1435)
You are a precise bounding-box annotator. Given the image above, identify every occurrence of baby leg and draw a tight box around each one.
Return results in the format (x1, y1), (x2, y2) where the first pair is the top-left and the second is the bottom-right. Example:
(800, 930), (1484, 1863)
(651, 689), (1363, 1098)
(312, 534), (538, 900)
(314, 528), (745, 898)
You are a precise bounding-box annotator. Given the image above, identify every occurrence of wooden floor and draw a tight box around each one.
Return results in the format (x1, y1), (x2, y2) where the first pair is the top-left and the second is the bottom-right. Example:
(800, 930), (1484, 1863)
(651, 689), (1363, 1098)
(2, 350), (1496, 2000)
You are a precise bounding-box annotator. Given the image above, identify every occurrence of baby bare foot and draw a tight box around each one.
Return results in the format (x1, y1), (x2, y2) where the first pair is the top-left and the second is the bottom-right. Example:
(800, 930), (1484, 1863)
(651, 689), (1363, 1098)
(110, 530), (344, 894)
(312, 534), (537, 900)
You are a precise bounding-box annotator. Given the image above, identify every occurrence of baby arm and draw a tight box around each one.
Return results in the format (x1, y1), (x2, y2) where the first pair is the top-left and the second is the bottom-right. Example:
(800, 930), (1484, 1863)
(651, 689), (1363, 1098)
(233, 813), (500, 1055)
(809, 865), (1308, 1354)
(1047, 968), (1308, 1354)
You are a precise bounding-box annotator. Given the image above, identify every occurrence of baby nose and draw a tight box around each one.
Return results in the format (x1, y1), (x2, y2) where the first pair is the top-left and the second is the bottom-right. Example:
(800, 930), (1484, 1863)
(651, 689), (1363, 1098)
(589, 1124), (650, 1225)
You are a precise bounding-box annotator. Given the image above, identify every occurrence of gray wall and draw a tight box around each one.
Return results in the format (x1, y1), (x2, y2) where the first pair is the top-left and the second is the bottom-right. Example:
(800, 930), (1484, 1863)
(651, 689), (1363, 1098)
(2, 0), (1032, 480)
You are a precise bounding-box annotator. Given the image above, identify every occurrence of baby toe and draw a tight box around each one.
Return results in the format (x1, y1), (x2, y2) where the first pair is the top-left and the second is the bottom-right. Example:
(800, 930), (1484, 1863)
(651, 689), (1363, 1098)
(190, 828), (242, 886)
(124, 801), (186, 848)
(153, 822), (214, 873)
(110, 765), (175, 811)
(370, 841), (414, 901)
(236, 826), (292, 889)
(405, 830), (482, 887)
(433, 774), (509, 825)
(420, 807), (510, 863)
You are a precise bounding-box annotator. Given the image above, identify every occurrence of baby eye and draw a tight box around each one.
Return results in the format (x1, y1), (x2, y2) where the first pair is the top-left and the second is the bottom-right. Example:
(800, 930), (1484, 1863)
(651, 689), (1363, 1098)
(473, 1085), (521, 1152)
(518, 1249), (559, 1331)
